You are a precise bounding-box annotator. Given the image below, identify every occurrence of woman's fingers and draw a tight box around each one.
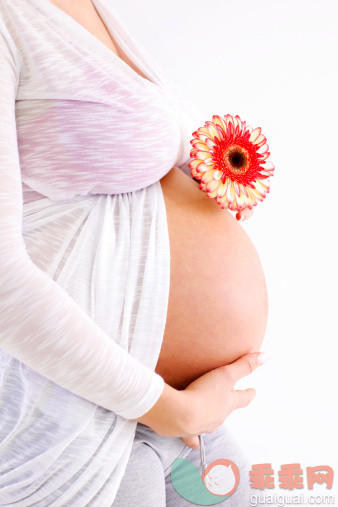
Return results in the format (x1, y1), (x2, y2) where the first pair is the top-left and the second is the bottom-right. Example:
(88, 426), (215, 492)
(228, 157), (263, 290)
(179, 351), (269, 444)
(231, 388), (256, 409)
(181, 435), (200, 449)
(223, 351), (269, 384)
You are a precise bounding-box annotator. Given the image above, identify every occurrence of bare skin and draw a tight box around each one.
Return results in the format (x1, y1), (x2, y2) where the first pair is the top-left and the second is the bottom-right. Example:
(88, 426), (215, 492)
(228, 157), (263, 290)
(49, 0), (152, 83)
(49, 0), (269, 447)
(156, 168), (268, 389)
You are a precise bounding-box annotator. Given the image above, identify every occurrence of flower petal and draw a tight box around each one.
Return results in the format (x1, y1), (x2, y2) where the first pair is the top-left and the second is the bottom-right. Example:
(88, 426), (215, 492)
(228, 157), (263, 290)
(193, 150), (213, 160)
(226, 180), (236, 202)
(189, 159), (202, 171)
(217, 181), (227, 197)
(213, 170), (223, 181)
(204, 157), (214, 166)
(233, 180), (241, 197)
(254, 133), (266, 146)
(212, 115), (228, 132)
(262, 161), (275, 171)
(256, 179), (270, 193)
(233, 115), (240, 130)
(257, 144), (269, 154)
(205, 121), (219, 140)
(193, 161), (212, 177)
(239, 183), (249, 198)
(191, 141), (209, 151)
(206, 179), (219, 193)
(225, 114), (234, 125)
(246, 187), (258, 206)
(258, 151), (270, 161)
(249, 127), (262, 144)
(199, 127), (213, 139)
(201, 169), (215, 184)
(205, 137), (216, 150)
(189, 159), (210, 177)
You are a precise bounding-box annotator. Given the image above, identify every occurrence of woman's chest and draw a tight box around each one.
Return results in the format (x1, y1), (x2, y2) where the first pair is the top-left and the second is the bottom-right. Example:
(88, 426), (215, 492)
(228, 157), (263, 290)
(13, 17), (182, 199)
(48, 0), (151, 84)
(16, 91), (182, 199)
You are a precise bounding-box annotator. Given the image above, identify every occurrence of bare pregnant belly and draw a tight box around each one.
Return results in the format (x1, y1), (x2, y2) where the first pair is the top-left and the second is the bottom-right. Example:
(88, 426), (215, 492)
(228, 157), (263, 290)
(155, 166), (269, 390)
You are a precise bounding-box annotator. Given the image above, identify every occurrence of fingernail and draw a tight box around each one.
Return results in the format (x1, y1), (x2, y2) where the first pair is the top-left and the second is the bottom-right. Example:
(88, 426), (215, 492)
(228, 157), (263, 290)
(257, 351), (270, 364)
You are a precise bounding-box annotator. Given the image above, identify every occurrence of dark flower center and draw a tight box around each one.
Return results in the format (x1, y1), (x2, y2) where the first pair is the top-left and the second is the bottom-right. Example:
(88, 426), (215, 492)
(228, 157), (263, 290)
(228, 149), (246, 170)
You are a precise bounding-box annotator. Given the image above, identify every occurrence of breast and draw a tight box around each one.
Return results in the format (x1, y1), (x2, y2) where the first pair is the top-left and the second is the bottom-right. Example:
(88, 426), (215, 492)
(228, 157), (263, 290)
(16, 87), (182, 200)
(155, 167), (269, 390)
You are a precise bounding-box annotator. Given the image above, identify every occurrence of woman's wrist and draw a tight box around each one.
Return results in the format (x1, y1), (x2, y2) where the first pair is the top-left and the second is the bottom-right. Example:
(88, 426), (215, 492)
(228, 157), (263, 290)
(134, 382), (192, 437)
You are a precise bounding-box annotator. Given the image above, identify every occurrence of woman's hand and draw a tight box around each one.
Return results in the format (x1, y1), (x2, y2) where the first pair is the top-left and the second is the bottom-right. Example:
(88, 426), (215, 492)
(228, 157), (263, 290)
(236, 207), (254, 222)
(179, 351), (268, 448)
(135, 351), (268, 449)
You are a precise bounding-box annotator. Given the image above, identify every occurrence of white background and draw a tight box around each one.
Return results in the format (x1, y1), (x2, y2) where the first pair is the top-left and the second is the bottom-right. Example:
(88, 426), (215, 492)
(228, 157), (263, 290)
(111, 0), (338, 494)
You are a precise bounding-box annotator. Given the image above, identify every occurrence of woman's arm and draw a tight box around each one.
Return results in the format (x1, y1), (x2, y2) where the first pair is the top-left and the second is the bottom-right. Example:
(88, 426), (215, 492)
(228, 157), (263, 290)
(0, 26), (165, 421)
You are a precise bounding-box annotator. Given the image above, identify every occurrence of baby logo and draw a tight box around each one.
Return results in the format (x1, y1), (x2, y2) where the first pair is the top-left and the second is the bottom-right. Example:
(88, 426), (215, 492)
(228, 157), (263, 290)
(170, 454), (240, 505)
(202, 459), (239, 497)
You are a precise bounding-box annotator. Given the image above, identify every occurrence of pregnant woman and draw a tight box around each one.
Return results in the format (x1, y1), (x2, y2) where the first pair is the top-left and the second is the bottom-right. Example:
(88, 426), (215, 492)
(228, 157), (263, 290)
(0, 0), (269, 505)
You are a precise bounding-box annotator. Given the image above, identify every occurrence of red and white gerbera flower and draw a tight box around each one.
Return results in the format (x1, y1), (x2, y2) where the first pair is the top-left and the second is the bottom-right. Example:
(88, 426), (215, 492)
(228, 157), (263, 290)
(189, 114), (275, 211)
